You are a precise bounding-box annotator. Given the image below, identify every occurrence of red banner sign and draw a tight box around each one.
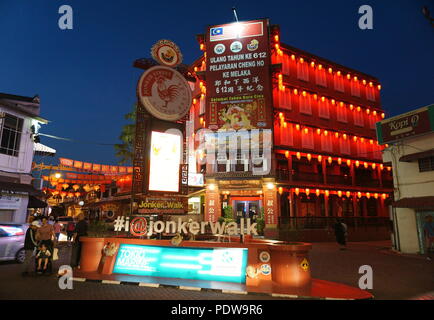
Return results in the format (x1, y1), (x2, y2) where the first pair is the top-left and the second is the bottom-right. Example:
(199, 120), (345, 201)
(205, 19), (273, 131)
(58, 158), (132, 173)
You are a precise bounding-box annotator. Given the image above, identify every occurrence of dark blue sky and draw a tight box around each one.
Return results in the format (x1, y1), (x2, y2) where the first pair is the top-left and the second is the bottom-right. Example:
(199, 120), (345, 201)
(1, 0), (433, 165)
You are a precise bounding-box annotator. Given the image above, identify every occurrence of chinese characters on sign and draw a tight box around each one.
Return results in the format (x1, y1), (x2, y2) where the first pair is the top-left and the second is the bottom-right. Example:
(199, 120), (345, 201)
(206, 19), (273, 131)
(205, 186), (221, 222)
(263, 188), (278, 225)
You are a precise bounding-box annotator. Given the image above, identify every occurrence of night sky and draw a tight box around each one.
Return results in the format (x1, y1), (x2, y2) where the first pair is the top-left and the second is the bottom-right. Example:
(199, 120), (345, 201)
(1, 0), (433, 166)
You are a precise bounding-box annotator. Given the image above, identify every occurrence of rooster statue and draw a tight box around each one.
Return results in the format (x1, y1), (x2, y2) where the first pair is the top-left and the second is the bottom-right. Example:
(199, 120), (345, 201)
(156, 76), (179, 109)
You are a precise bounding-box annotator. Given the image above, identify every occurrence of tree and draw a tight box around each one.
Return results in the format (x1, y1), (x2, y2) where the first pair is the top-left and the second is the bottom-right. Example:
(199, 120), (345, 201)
(114, 104), (136, 164)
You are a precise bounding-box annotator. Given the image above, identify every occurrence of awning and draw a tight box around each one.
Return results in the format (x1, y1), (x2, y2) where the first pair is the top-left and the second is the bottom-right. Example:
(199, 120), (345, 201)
(399, 149), (434, 162)
(0, 181), (44, 197)
(27, 195), (47, 208)
(393, 197), (434, 209)
(34, 143), (56, 156)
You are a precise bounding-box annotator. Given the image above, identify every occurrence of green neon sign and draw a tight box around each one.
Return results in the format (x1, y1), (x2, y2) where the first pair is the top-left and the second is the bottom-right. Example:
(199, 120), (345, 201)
(113, 244), (248, 283)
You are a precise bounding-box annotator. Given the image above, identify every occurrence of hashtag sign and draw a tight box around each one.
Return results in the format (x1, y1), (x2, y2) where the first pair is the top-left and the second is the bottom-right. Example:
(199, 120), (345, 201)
(113, 216), (125, 231)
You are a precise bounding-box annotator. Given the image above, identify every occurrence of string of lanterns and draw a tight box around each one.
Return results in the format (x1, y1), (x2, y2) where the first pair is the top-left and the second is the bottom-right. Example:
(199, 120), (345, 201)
(288, 187), (389, 200)
(274, 80), (385, 119)
(271, 32), (382, 92)
(281, 150), (392, 171)
(277, 115), (389, 146)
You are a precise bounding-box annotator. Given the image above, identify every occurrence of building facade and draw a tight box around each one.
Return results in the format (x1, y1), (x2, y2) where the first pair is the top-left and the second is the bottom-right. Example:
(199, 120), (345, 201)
(187, 20), (394, 240)
(378, 104), (434, 254)
(0, 93), (47, 223)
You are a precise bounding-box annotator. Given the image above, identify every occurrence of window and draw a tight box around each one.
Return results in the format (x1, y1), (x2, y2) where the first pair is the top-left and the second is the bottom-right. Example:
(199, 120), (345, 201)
(351, 80), (360, 97)
(0, 114), (23, 157)
(301, 129), (314, 149)
(339, 138), (351, 155)
(418, 157), (434, 172)
(199, 96), (205, 114)
(334, 75), (344, 92)
(369, 114), (377, 129)
(366, 86), (376, 101)
(282, 54), (290, 75)
(299, 94), (312, 115)
(321, 134), (333, 152)
(315, 68), (327, 87)
(297, 61), (309, 81)
(353, 110), (364, 127)
(279, 89), (291, 110)
(337, 104), (347, 123)
(357, 140), (367, 158)
(280, 123), (293, 146)
(318, 99), (330, 119)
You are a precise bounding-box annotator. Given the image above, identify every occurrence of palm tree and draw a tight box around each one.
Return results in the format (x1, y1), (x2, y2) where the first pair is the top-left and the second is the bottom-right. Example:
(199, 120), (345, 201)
(114, 104), (136, 164)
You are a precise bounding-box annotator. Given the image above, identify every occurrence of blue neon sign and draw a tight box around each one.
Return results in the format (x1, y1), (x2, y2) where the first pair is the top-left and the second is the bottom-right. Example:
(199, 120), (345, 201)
(113, 244), (248, 283)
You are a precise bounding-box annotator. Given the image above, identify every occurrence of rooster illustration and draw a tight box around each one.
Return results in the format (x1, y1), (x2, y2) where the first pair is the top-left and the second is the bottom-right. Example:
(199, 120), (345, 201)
(156, 76), (179, 109)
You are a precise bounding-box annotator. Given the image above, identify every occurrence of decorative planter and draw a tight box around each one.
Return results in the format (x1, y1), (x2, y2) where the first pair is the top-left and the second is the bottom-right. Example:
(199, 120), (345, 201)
(79, 237), (105, 272)
(268, 242), (312, 288)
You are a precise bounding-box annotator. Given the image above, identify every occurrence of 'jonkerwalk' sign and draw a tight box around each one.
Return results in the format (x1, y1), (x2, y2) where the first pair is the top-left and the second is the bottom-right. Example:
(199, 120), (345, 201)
(113, 216), (258, 237)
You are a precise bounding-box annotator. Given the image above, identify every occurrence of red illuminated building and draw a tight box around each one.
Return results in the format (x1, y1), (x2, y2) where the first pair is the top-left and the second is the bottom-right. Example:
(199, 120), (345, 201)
(187, 20), (394, 240)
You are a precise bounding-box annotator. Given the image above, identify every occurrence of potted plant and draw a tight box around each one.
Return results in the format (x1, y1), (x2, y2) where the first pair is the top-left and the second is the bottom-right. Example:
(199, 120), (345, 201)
(256, 207), (265, 236)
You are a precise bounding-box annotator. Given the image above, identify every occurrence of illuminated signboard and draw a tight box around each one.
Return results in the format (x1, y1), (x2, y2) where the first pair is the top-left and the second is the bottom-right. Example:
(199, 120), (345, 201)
(205, 19), (273, 131)
(113, 244), (248, 283)
(148, 131), (181, 192)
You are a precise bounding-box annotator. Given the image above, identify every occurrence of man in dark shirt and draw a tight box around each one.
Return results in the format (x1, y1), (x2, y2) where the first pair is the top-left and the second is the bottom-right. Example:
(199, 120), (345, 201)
(70, 214), (88, 268)
(22, 221), (39, 276)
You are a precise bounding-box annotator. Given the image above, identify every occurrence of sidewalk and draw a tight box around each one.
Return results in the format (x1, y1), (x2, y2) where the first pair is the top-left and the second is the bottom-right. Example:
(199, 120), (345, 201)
(309, 241), (433, 300)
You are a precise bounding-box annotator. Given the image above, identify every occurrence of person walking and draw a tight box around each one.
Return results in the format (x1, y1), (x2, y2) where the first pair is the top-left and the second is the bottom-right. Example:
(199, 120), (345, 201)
(22, 221), (40, 276)
(71, 214), (88, 269)
(333, 218), (348, 250)
(66, 219), (75, 245)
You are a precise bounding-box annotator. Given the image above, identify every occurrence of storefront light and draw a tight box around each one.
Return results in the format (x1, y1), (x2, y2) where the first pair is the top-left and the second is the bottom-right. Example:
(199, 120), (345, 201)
(208, 184), (216, 191)
(267, 183), (275, 190)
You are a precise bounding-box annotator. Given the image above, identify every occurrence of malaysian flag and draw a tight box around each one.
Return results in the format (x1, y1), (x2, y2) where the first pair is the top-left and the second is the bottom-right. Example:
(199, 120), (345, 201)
(210, 21), (263, 42)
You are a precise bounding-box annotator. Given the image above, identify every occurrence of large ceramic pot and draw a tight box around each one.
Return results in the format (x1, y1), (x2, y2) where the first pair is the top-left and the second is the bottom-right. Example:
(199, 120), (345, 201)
(79, 237), (105, 272)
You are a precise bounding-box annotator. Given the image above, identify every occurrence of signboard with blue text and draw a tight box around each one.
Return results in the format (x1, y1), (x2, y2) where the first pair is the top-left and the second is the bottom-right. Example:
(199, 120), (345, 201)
(113, 244), (248, 283)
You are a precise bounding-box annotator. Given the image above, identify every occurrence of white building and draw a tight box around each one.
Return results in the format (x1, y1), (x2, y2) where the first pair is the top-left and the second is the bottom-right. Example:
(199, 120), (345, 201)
(377, 104), (434, 254)
(0, 93), (48, 223)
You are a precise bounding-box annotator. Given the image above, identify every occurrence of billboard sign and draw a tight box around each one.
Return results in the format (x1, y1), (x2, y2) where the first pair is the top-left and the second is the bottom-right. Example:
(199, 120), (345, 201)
(113, 244), (248, 283)
(148, 131), (182, 192)
(205, 19), (273, 131)
(376, 105), (434, 144)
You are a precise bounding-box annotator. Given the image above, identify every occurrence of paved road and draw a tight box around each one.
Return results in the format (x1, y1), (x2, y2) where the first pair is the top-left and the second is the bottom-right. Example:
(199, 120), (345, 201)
(0, 241), (432, 300)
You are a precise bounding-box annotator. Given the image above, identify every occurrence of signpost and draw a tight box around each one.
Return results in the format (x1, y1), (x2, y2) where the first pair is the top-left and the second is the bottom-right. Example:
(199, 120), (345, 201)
(131, 40), (192, 216)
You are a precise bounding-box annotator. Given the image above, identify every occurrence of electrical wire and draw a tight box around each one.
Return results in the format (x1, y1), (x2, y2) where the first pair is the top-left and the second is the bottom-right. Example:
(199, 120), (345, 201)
(37, 133), (117, 146)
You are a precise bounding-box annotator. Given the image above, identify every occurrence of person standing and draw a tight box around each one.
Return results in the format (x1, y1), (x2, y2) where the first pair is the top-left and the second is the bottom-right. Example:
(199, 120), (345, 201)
(53, 219), (62, 241)
(333, 218), (347, 250)
(22, 221), (40, 276)
(36, 217), (56, 249)
(71, 214), (88, 269)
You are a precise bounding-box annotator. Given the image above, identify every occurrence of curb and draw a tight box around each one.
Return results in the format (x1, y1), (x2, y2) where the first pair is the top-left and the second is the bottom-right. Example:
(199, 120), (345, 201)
(71, 277), (365, 300)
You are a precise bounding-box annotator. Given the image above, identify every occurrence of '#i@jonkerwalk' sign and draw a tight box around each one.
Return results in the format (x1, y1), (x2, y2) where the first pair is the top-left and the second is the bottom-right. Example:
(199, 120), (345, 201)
(113, 216), (258, 237)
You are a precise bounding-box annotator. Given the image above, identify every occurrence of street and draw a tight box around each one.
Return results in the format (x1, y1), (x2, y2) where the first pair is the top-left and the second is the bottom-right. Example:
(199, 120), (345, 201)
(0, 241), (432, 300)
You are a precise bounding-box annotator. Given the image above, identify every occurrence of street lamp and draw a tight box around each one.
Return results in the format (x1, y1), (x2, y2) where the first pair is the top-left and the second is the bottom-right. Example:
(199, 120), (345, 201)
(54, 172), (61, 179)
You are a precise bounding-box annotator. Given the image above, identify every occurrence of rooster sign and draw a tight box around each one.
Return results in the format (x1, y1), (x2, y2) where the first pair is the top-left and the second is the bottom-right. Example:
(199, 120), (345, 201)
(137, 65), (192, 122)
